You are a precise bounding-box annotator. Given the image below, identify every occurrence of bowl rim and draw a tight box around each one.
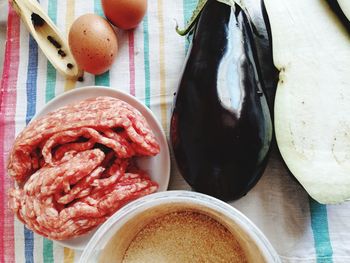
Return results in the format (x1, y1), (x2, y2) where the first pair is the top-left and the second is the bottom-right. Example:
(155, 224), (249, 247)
(79, 190), (281, 263)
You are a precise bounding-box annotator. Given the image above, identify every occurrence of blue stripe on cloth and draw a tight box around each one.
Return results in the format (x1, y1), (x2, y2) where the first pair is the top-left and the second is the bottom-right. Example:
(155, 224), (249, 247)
(24, 34), (38, 263)
(142, 15), (151, 108)
(24, 227), (34, 263)
(25, 35), (38, 125)
(309, 198), (333, 263)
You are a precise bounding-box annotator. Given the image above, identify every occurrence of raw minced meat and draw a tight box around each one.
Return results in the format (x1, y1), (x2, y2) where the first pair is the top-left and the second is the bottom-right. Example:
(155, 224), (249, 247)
(7, 96), (159, 240)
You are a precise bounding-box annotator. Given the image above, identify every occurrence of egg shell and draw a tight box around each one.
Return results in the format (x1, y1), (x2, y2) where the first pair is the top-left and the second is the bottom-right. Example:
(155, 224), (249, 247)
(102, 0), (147, 30)
(69, 14), (118, 75)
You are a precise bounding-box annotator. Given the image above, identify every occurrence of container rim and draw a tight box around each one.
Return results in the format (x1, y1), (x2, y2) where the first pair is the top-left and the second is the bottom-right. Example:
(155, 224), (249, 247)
(79, 190), (281, 263)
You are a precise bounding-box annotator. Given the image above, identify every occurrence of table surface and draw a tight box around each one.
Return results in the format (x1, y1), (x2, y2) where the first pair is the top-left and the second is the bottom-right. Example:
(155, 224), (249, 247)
(1, 0), (350, 262)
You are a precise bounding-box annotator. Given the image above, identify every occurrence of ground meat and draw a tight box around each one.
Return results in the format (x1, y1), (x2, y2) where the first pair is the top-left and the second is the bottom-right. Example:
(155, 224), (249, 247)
(7, 96), (160, 240)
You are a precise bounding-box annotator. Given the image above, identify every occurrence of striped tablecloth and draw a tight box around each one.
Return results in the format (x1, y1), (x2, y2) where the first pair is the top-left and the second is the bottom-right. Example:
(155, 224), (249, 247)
(1, 0), (350, 262)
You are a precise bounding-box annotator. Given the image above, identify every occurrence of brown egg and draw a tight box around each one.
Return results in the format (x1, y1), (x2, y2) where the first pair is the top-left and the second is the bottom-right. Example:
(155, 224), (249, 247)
(68, 14), (118, 75)
(102, 0), (147, 30)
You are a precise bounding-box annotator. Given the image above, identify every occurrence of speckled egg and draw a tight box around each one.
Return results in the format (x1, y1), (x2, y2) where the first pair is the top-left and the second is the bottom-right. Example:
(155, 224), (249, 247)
(68, 14), (118, 75)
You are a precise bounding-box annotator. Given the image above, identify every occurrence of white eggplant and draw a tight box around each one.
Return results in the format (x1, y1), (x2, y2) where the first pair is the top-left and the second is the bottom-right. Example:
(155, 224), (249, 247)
(264, 0), (350, 204)
(338, 0), (350, 21)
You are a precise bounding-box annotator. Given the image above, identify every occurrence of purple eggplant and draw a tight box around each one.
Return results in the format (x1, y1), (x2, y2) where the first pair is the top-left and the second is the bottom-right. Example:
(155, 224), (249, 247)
(170, 0), (276, 200)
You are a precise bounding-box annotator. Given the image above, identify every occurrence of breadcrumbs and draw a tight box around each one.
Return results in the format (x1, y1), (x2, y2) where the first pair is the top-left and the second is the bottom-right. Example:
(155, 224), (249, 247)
(122, 211), (248, 263)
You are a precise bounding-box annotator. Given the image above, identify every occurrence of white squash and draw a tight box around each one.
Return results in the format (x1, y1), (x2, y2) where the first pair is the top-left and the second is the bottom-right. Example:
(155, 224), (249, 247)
(338, 0), (350, 21)
(264, 0), (350, 204)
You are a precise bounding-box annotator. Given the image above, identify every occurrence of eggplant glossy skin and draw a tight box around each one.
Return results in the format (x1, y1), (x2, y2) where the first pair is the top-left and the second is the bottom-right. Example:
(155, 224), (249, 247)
(170, 0), (272, 201)
(326, 0), (350, 34)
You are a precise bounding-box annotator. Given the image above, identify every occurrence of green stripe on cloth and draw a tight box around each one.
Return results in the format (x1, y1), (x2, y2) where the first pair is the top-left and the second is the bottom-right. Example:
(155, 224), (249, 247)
(309, 198), (333, 263)
(46, 0), (57, 103)
(95, 72), (110, 86)
(43, 239), (54, 263)
(94, 0), (110, 86)
(143, 15), (150, 108)
(44, 0), (57, 261)
(183, 0), (197, 51)
(94, 0), (104, 16)
(46, 63), (56, 102)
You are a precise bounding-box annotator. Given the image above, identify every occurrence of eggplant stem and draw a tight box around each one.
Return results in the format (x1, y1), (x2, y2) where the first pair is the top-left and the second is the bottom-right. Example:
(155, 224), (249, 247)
(176, 0), (245, 36)
(176, 0), (208, 36)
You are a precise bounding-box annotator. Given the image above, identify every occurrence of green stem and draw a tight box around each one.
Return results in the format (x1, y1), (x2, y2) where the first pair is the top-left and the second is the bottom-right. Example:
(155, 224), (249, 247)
(176, 0), (239, 36)
(176, 0), (208, 36)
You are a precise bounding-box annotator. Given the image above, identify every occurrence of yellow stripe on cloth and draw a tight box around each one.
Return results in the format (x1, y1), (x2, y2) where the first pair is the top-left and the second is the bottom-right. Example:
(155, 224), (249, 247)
(64, 247), (75, 263)
(157, 0), (167, 130)
(65, 0), (76, 91)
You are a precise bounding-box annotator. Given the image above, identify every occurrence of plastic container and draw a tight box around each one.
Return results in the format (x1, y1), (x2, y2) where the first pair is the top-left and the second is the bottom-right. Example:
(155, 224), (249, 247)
(79, 191), (281, 263)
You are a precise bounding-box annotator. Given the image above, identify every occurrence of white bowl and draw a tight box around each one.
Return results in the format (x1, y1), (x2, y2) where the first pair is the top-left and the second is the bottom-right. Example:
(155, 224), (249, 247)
(79, 191), (281, 263)
(33, 86), (171, 250)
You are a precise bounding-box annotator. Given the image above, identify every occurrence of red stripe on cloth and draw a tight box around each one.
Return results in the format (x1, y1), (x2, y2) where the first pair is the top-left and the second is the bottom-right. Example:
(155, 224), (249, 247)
(128, 30), (135, 96)
(0, 7), (20, 263)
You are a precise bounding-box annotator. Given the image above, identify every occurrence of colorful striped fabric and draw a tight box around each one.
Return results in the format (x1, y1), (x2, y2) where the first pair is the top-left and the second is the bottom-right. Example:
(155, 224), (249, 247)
(1, 0), (350, 262)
